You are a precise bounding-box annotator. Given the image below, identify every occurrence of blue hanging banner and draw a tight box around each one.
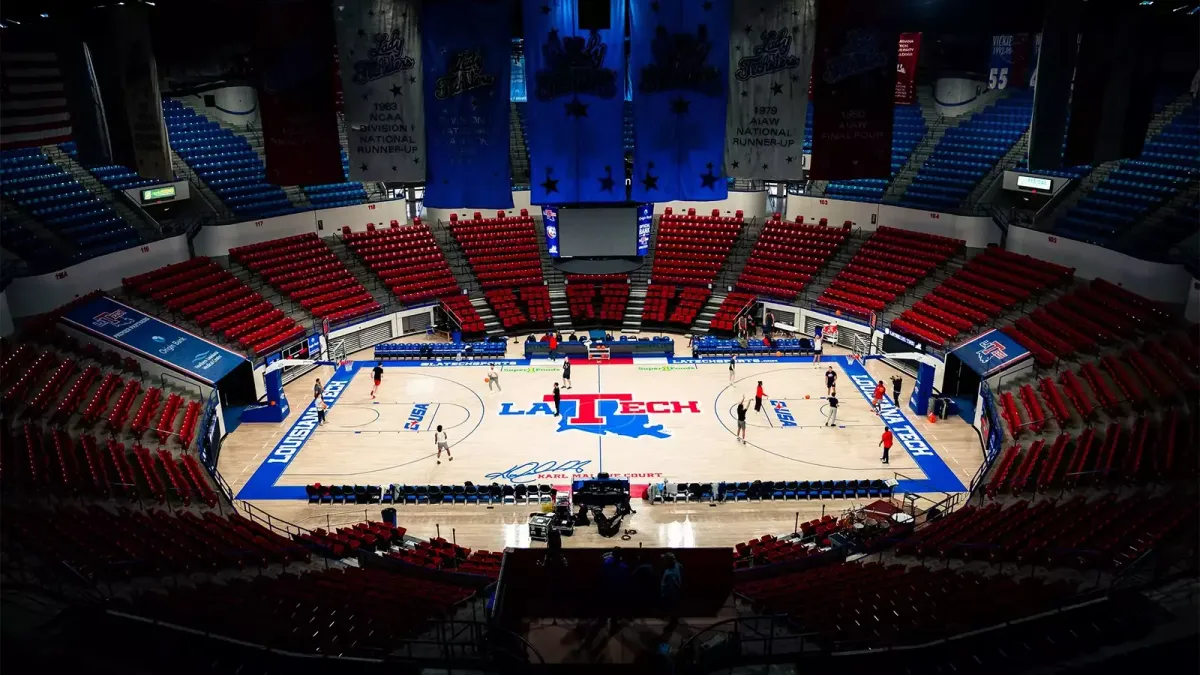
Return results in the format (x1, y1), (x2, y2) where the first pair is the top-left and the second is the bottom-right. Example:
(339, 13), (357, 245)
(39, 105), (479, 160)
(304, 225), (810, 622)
(637, 203), (653, 256)
(542, 205), (561, 257)
(522, 0), (627, 204)
(421, 0), (513, 209)
(629, 0), (731, 203)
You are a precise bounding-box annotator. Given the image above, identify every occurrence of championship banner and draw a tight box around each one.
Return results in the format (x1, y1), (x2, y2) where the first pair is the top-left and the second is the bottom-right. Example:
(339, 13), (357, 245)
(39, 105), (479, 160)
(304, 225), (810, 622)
(421, 0), (513, 209)
(334, 0), (425, 182)
(56, 38), (113, 166)
(522, 0), (627, 204)
(725, 0), (814, 181)
(1028, 1), (1081, 172)
(630, 0), (731, 203)
(808, 0), (897, 180)
(252, 0), (345, 186)
(106, 6), (171, 181)
(894, 32), (921, 104)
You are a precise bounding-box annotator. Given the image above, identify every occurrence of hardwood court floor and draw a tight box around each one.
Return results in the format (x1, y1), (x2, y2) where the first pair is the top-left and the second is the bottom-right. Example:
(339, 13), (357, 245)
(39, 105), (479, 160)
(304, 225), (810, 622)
(219, 334), (980, 550)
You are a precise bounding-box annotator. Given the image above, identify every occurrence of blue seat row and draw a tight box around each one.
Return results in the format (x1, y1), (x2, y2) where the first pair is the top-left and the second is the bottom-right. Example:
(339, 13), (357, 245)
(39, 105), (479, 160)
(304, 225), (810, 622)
(303, 149), (367, 208)
(1055, 100), (1199, 249)
(374, 341), (508, 359)
(900, 90), (1035, 211)
(693, 336), (816, 356)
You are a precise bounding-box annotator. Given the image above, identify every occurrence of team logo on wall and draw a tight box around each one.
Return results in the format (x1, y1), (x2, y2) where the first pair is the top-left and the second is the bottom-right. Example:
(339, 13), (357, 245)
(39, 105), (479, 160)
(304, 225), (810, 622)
(976, 340), (1008, 364)
(434, 49), (495, 100)
(534, 31), (618, 101)
(735, 28), (802, 81)
(638, 25), (720, 96)
(352, 29), (415, 84)
(499, 393), (701, 439)
(93, 309), (136, 329)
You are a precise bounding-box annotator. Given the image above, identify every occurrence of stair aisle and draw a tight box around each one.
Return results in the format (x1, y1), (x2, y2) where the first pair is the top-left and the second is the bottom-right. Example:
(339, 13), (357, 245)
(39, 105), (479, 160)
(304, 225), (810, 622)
(796, 229), (870, 305)
(427, 219), (482, 292)
(690, 292), (727, 335)
(470, 295), (505, 337)
(325, 235), (396, 309)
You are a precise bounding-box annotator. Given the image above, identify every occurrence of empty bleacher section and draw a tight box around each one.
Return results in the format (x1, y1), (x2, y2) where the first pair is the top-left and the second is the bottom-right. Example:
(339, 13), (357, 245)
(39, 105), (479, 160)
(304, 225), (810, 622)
(123, 257), (305, 356)
(642, 285), (710, 329)
(707, 292), (757, 334)
(441, 295), (487, 335)
(302, 149), (368, 208)
(1, 148), (139, 258)
(1056, 101), (1200, 248)
(893, 248), (1072, 348)
(738, 561), (1075, 647)
(162, 99), (301, 219)
(230, 233), (380, 325)
(448, 210), (549, 331)
(342, 220), (461, 305)
(565, 274), (629, 326)
(900, 90), (1033, 211)
(651, 207), (743, 285)
(733, 215), (848, 301)
(823, 104), (927, 202)
(817, 226), (963, 323)
(59, 141), (171, 191)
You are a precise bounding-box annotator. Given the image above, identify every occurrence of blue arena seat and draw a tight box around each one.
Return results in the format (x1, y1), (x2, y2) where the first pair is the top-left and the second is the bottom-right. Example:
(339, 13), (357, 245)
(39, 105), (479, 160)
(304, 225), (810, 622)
(161, 99), (304, 219)
(900, 90), (1034, 211)
(302, 149), (368, 209)
(0, 147), (141, 264)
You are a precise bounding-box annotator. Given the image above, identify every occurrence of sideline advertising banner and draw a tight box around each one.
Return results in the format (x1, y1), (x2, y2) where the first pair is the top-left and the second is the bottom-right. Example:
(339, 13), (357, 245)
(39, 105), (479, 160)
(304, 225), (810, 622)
(637, 203), (653, 257)
(61, 296), (250, 385)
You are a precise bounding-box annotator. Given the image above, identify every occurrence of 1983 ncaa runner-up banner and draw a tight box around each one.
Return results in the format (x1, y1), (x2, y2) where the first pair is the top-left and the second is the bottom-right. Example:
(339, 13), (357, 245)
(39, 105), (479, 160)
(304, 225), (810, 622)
(334, 0), (425, 182)
(725, 0), (815, 181)
(522, 0), (627, 204)
(630, 0), (731, 202)
(808, 0), (897, 181)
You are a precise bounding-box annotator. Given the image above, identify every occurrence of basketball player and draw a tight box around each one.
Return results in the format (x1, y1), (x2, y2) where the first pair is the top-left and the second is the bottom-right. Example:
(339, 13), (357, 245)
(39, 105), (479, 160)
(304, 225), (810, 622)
(728, 354), (737, 382)
(487, 363), (501, 391)
(316, 397), (328, 425)
(736, 396), (747, 443)
(562, 357), (572, 389)
(754, 381), (766, 414)
(825, 366), (837, 396)
(552, 383), (561, 417)
(891, 375), (903, 406)
(435, 424), (452, 464)
(313, 378), (323, 400)
(879, 427), (893, 464)
(872, 380), (887, 414)
(812, 333), (823, 367)
(825, 392), (838, 427)
(547, 333), (558, 361)
(370, 361), (383, 399)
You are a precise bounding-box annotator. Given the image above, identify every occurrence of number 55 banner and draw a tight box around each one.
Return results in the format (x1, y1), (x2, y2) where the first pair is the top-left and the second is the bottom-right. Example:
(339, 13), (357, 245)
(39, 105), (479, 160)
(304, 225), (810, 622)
(988, 33), (1030, 91)
(334, 0), (426, 182)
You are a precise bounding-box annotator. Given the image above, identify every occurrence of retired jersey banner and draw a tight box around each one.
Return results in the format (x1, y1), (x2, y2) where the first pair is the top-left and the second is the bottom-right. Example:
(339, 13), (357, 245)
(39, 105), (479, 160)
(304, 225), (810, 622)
(422, 0), (513, 209)
(894, 32), (920, 104)
(522, 0), (627, 204)
(726, 0), (814, 181)
(334, 0), (424, 182)
(630, 0), (731, 203)
(988, 34), (1030, 91)
(106, 6), (171, 181)
(808, 0), (897, 180)
(253, 0), (345, 186)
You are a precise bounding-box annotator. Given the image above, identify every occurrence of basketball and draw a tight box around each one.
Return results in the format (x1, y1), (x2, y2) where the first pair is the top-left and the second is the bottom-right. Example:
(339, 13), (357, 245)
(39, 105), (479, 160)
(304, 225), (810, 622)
(484, 377), (489, 383)
(775, 351), (782, 356)
(805, 395), (810, 399)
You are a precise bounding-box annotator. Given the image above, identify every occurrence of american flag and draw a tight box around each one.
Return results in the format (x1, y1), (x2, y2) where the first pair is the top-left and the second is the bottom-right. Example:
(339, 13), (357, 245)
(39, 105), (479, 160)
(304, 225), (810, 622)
(0, 50), (72, 149)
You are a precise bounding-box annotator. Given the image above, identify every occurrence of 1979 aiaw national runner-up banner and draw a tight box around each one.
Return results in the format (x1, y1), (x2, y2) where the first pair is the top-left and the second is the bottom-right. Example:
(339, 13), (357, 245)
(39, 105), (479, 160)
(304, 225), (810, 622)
(334, 0), (425, 182)
(726, 0), (815, 181)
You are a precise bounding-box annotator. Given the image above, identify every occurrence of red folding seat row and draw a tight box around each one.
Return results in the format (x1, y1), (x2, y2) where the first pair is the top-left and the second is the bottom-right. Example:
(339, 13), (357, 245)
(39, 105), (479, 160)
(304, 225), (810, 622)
(1100, 355), (1144, 409)
(1018, 384), (1046, 433)
(1080, 362), (1119, 410)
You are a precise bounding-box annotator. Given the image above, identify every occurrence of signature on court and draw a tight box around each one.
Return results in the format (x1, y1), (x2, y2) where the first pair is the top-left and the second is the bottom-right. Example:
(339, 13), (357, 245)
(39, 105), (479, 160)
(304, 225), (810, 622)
(485, 459), (592, 484)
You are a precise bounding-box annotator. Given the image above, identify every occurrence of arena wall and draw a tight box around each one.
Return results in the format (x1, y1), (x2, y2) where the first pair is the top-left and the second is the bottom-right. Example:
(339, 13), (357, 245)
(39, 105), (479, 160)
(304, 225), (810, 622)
(192, 199), (413, 257)
(6, 234), (190, 319)
(656, 191), (769, 219)
(784, 195), (1003, 248)
(1006, 226), (1194, 304)
(181, 86), (261, 129)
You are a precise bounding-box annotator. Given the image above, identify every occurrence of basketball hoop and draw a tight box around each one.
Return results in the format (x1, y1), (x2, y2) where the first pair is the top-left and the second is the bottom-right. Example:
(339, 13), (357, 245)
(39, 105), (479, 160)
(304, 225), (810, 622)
(340, 359), (353, 372)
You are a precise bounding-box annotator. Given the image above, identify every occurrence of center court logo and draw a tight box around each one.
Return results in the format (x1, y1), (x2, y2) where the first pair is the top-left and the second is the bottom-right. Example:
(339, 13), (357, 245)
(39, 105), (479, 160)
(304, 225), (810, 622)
(93, 309), (136, 329)
(404, 403), (430, 431)
(770, 399), (798, 427)
(499, 393), (700, 439)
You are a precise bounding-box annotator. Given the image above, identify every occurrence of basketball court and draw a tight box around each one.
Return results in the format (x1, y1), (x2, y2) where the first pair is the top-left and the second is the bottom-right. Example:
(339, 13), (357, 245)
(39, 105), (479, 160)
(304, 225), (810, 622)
(220, 339), (980, 548)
